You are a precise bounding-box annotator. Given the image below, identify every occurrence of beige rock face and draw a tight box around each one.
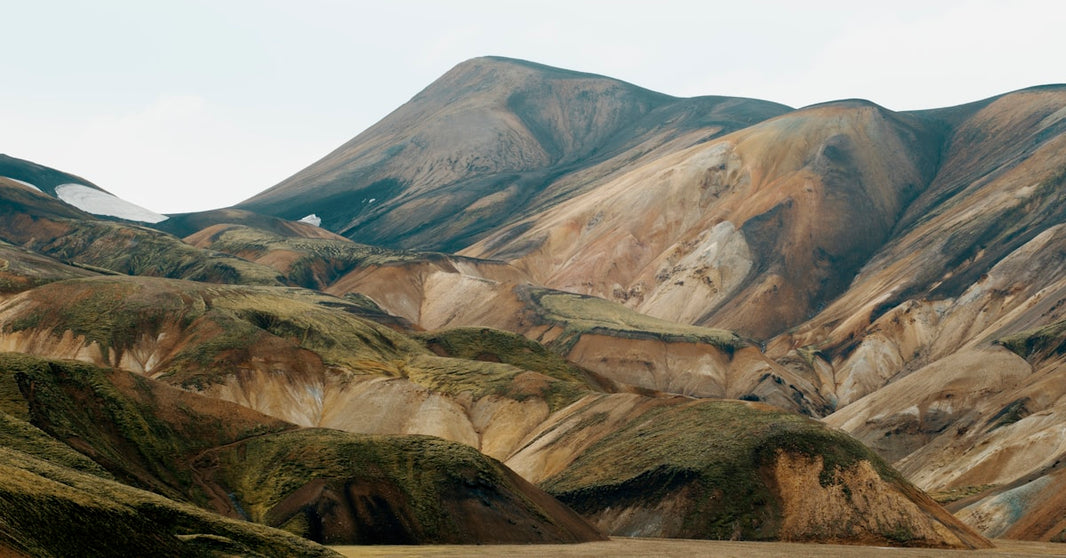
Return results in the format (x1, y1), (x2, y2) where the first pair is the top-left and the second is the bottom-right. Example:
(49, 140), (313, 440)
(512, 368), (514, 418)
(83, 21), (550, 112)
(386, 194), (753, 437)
(771, 453), (974, 547)
(466, 101), (939, 340)
(955, 467), (1066, 541)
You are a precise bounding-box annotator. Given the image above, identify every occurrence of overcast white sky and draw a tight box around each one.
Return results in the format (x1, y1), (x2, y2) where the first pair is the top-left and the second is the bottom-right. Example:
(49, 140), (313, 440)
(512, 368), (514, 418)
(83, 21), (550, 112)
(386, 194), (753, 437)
(1, 0), (1063, 213)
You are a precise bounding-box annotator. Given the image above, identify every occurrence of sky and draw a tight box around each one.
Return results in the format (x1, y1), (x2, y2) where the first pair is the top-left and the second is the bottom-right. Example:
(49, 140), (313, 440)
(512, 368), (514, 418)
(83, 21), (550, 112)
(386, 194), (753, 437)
(1, 0), (1063, 214)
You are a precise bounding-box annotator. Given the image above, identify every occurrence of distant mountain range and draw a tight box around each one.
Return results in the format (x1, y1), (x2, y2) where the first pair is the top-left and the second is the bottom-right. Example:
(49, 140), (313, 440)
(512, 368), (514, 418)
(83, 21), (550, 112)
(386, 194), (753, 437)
(1, 56), (1065, 552)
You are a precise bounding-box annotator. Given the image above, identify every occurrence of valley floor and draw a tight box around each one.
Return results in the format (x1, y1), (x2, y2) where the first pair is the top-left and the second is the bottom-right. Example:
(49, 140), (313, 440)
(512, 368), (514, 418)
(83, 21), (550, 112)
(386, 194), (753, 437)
(335, 538), (1066, 557)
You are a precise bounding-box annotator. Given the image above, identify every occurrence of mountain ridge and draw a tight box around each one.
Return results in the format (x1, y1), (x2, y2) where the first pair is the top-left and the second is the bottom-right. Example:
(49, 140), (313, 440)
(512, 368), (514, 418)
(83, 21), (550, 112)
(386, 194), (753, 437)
(236, 56), (792, 251)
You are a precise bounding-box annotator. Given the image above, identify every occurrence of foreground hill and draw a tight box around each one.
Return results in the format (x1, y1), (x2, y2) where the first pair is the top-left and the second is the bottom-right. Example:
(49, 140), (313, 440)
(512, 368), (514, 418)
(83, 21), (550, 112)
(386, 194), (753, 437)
(0, 272), (988, 547)
(0, 352), (605, 545)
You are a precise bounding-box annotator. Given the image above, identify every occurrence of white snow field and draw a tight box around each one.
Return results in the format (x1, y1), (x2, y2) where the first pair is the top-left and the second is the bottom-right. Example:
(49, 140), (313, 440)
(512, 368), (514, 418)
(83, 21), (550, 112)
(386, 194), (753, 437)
(54, 183), (168, 223)
(299, 213), (322, 226)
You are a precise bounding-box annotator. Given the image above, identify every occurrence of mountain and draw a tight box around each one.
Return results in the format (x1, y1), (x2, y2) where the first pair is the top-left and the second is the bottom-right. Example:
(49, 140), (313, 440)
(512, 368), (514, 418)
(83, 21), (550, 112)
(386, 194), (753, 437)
(464, 99), (943, 339)
(236, 56), (790, 252)
(4, 57), (1066, 549)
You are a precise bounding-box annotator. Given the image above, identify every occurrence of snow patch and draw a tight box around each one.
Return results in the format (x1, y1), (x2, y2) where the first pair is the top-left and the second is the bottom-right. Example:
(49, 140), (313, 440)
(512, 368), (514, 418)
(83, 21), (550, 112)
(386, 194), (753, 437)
(1, 177), (41, 192)
(54, 183), (168, 223)
(298, 213), (322, 227)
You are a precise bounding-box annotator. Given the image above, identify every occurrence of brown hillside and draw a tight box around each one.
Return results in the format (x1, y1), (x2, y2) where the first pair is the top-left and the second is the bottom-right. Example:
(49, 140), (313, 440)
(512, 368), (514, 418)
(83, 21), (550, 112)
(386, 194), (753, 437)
(237, 56), (791, 252)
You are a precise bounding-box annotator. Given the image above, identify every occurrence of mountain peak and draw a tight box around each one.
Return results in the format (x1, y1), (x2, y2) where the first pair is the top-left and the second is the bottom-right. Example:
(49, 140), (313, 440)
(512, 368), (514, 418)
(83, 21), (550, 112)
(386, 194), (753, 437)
(237, 59), (789, 251)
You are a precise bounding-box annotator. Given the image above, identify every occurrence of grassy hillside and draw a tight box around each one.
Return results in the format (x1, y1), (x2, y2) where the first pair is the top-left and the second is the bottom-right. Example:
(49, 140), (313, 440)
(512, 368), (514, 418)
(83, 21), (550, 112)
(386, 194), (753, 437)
(540, 397), (986, 547)
(0, 353), (604, 546)
(0, 446), (340, 558)
(0, 181), (285, 286)
(415, 327), (612, 406)
(3, 352), (294, 499)
(0, 240), (99, 294)
(210, 429), (604, 544)
(0, 276), (421, 374)
(0, 277), (605, 413)
(520, 286), (743, 354)
(184, 223), (429, 289)
(542, 399), (891, 537)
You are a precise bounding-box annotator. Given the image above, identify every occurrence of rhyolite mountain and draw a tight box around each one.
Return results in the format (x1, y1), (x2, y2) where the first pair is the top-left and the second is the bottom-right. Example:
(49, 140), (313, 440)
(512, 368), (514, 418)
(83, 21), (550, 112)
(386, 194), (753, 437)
(1, 55), (1065, 548)
(235, 56), (791, 252)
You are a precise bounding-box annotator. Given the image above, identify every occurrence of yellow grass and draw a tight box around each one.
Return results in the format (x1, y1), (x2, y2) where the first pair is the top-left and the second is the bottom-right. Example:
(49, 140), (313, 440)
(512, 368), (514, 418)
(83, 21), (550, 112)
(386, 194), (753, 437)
(333, 538), (1066, 558)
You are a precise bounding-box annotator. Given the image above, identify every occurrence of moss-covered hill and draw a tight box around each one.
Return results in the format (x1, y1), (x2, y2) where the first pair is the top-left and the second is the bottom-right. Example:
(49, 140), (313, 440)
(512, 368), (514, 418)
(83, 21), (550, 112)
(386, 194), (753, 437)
(415, 326), (617, 397)
(0, 353), (605, 546)
(209, 429), (603, 544)
(0, 355), (339, 557)
(0, 239), (99, 294)
(518, 285), (743, 355)
(0, 276), (602, 411)
(183, 223), (432, 290)
(0, 444), (342, 558)
(538, 396), (990, 548)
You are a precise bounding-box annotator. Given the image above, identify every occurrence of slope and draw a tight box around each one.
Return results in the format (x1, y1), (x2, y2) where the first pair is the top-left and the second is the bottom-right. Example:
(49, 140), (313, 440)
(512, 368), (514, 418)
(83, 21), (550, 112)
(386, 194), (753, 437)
(237, 56), (791, 251)
(1, 352), (605, 544)
(0, 275), (987, 547)
(0, 154), (166, 223)
(0, 178), (285, 286)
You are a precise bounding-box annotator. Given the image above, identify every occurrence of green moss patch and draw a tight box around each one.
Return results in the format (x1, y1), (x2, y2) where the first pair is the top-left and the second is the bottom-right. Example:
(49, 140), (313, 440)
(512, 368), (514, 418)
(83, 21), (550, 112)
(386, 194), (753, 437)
(519, 286), (742, 354)
(413, 327), (609, 409)
(210, 429), (603, 544)
(997, 319), (1066, 362)
(0, 446), (338, 558)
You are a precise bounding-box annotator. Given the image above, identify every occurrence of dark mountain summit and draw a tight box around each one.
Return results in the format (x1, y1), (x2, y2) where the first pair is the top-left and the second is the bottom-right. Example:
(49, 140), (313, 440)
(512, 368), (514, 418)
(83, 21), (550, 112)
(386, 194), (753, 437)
(237, 56), (791, 251)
